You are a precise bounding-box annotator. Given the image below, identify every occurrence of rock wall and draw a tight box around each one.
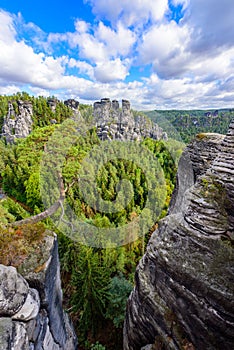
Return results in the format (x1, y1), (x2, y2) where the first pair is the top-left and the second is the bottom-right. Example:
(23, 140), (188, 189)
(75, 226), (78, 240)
(2, 100), (33, 143)
(0, 233), (78, 350)
(1, 98), (81, 143)
(93, 98), (167, 141)
(124, 123), (234, 349)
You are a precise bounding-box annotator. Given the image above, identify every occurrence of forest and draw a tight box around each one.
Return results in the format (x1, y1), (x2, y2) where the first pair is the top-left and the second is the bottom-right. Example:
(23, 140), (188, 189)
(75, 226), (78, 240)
(0, 92), (229, 349)
(146, 108), (234, 143)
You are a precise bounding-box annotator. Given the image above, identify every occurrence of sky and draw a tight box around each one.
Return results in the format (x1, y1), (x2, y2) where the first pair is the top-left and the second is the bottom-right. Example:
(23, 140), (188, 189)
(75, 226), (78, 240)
(0, 0), (234, 110)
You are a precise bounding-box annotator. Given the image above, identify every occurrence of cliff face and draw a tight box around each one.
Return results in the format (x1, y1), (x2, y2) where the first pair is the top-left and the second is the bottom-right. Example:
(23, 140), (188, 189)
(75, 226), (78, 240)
(93, 98), (167, 141)
(1, 98), (80, 143)
(2, 100), (33, 143)
(0, 234), (78, 350)
(124, 124), (234, 349)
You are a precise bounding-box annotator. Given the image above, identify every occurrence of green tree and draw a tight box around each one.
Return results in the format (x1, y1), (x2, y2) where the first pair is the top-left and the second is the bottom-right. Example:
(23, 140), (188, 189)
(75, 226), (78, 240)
(71, 246), (111, 339)
(105, 274), (133, 328)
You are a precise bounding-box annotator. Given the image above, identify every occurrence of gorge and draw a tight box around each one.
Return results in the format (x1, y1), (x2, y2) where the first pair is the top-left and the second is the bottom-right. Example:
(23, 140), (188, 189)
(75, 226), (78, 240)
(0, 94), (233, 350)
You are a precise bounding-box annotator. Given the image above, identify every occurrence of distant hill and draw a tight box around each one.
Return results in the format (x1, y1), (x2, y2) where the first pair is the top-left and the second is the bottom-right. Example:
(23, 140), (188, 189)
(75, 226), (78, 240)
(145, 108), (234, 143)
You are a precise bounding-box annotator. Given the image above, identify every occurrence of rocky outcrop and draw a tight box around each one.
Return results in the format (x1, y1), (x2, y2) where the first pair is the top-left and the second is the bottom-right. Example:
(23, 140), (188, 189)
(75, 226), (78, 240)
(169, 133), (225, 215)
(64, 99), (80, 119)
(2, 100), (33, 143)
(0, 234), (78, 350)
(93, 98), (167, 141)
(64, 99), (79, 112)
(124, 124), (234, 349)
(47, 98), (58, 112)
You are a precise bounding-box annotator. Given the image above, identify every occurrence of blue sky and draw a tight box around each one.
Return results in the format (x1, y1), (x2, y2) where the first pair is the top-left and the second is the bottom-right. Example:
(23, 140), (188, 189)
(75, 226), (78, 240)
(0, 0), (234, 109)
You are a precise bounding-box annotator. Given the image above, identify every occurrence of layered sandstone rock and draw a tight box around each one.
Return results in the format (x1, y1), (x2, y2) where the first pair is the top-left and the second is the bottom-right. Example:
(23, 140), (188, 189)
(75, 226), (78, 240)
(2, 100), (33, 143)
(0, 234), (78, 350)
(124, 123), (234, 350)
(93, 98), (167, 141)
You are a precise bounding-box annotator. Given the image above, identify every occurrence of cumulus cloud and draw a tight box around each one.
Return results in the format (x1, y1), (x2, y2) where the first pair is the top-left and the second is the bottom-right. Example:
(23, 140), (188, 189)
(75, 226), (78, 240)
(0, 32), (65, 87)
(138, 0), (234, 86)
(142, 73), (219, 109)
(0, 83), (22, 96)
(186, 0), (234, 53)
(0, 0), (234, 110)
(189, 48), (234, 83)
(139, 21), (190, 78)
(68, 58), (94, 78)
(94, 58), (130, 82)
(85, 0), (168, 26)
(96, 22), (136, 58)
(0, 10), (17, 43)
(65, 20), (136, 63)
(0, 10), (87, 92)
(48, 19), (135, 82)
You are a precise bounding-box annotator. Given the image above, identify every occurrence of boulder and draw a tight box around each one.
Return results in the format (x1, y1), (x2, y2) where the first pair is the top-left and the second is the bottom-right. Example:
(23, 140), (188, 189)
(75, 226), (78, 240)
(0, 265), (29, 316)
(12, 288), (40, 321)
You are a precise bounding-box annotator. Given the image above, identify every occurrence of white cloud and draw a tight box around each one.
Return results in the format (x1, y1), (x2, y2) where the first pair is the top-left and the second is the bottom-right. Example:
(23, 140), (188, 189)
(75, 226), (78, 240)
(54, 19), (135, 82)
(29, 86), (51, 97)
(68, 58), (94, 78)
(190, 48), (234, 83)
(68, 31), (106, 62)
(0, 1), (234, 111)
(85, 0), (168, 26)
(94, 58), (130, 82)
(74, 19), (90, 33)
(185, 0), (234, 52)
(0, 10), (17, 43)
(65, 20), (136, 63)
(0, 33), (66, 87)
(0, 83), (22, 96)
(143, 72), (234, 110)
(96, 22), (136, 58)
(139, 21), (190, 78)
(0, 11), (85, 91)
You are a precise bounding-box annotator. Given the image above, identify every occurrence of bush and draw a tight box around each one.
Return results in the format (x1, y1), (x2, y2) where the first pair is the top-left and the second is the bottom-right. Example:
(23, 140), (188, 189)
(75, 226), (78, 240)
(0, 222), (46, 267)
(90, 341), (106, 350)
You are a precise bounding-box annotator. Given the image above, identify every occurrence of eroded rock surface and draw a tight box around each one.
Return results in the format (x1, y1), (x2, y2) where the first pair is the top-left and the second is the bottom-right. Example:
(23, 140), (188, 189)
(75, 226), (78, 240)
(0, 265), (29, 316)
(93, 98), (167, 141)
(64, 99), (80, 113)
(124, 123), (234, 350)
(0, 234), (78, 350)
(2, 100), (33, 143)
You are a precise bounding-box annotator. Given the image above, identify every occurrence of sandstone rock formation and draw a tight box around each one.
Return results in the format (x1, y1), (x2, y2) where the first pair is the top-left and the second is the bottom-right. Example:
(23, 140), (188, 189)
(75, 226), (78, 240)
(0, 234), (77, 350)
(47, 98), (58, 112)
(93, 98), (167, 141)
(124, 124), (234, 349)
(64, 99), (80, 112)
(2, 100), (33, 143)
